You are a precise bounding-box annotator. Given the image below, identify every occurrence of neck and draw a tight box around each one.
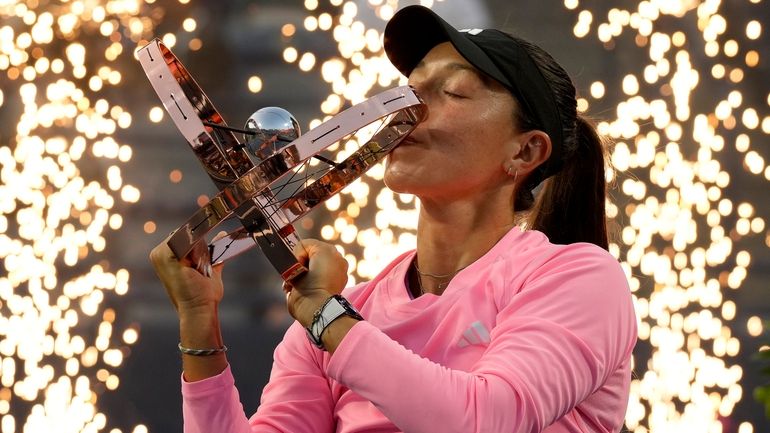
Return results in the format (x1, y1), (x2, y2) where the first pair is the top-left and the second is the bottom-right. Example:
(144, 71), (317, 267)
(412, 187), (517, 296)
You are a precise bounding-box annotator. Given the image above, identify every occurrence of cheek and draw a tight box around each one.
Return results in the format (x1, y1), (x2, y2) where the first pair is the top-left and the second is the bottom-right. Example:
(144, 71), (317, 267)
(461, 111), (517, 158)
(438, 103), (511, 143)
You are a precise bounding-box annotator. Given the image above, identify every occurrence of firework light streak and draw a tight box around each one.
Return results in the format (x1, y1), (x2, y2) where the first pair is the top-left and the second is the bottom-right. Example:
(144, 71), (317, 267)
(276, 0), (769, 431)
(0, 1), (186, 431)
(564, 1), (768, 431)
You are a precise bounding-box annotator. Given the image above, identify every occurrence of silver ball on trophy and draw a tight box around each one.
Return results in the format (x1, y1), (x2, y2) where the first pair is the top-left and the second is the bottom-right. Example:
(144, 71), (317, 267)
(244, 107), (301, 161)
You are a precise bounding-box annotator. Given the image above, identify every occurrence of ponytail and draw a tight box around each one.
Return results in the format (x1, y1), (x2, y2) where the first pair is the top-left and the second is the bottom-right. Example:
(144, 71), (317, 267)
(524, 116), (609, 250)
(506, 34), (610, 250)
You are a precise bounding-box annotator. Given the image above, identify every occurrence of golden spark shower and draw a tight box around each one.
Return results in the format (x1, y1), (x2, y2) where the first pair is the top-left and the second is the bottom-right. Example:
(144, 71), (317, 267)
(0, 0), (188, 431)
(276, 0), (769, 432)
(566, 1), (767, 432)
(1, 0), (768, 431)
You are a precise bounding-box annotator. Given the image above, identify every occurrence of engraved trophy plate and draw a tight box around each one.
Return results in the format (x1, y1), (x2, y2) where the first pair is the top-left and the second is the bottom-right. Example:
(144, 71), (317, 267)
(137, 39), (426, 281)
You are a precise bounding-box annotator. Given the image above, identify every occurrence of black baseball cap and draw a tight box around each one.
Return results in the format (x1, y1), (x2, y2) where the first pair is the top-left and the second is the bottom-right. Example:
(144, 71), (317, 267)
(384, 5), (564, 177)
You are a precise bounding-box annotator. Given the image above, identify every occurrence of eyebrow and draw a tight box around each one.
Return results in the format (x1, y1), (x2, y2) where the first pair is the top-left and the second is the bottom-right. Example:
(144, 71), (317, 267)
(413, 60), (495, 87)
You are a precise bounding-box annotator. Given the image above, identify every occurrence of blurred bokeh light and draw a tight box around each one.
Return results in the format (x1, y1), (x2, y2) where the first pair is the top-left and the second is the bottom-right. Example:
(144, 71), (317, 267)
(1, 0), (767, 432)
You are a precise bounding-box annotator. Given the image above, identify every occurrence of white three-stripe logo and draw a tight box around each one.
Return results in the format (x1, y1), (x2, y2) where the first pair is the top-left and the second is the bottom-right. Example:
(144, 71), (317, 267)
(459, 28), (484, 35)
(457, 321), (491, 348)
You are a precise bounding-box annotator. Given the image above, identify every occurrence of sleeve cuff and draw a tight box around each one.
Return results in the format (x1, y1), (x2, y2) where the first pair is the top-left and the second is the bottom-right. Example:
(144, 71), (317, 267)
(181, 363), (234, 399)
(326, 320), (376, 380)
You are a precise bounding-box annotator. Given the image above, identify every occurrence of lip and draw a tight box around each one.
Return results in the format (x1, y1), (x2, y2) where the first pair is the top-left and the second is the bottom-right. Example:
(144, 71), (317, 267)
(400, 133), (424, 146)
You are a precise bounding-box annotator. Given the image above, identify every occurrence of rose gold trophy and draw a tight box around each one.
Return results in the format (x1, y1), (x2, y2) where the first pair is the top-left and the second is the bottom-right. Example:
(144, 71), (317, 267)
(137, 39), (426, 281)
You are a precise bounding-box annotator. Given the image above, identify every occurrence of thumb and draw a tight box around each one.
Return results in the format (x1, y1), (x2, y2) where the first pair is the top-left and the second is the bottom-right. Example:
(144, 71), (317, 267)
(210, 261), (225, 279)
(293, 239), (323, 266)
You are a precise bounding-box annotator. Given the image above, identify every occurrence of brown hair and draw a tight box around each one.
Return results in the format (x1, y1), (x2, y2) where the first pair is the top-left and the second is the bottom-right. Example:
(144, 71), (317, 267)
(509, 36), (610, 250)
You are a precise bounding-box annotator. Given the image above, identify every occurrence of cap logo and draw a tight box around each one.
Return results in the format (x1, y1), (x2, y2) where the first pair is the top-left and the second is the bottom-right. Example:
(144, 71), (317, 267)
(459, 28), (484, 35)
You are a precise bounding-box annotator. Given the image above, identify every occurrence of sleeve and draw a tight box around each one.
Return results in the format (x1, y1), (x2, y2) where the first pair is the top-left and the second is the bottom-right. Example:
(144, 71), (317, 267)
(326, 245), (638, 433)
(181, 365), (253, 433)
(181, 323), (335, 433)
(251, 322), (336, 433)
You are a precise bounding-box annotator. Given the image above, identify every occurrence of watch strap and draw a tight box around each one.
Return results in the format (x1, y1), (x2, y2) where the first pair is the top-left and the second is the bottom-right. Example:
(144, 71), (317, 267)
(306, 295), (363, 350)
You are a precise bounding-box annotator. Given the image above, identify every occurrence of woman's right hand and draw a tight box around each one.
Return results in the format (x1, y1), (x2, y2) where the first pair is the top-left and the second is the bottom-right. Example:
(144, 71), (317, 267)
(149, 235), (224, 315)
(150, 235), (229, 381)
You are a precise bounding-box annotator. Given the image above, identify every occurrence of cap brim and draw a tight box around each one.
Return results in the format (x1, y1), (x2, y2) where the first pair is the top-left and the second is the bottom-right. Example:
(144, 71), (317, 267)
(384, 5), (511, 88)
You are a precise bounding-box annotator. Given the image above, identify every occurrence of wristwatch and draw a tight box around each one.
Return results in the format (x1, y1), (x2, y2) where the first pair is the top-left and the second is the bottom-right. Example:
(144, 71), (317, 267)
(306, 295), (364, 350)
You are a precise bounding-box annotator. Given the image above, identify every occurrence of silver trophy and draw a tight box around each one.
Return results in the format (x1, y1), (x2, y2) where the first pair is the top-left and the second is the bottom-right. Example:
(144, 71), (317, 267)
(137, 39), (426, 281)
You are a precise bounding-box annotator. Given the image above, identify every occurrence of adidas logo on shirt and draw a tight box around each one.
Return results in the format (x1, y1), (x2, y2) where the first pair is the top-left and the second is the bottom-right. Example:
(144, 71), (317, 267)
(457, 321), (491, 348)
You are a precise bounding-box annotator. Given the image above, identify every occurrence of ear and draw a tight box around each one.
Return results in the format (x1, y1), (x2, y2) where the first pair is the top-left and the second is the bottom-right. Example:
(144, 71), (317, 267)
(509, 130), (552, 176)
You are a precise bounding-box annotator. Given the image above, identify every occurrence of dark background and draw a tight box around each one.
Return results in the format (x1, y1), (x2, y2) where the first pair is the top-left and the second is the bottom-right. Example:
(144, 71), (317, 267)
(4, 1), (768, 431)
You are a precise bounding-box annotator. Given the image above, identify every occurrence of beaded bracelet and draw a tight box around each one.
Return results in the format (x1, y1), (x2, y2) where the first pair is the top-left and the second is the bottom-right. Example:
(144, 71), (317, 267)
(177, 342), (228, 356)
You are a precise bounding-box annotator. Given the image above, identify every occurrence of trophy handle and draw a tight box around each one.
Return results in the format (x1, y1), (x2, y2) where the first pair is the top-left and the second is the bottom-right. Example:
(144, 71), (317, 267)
(138, 39), (426, 281)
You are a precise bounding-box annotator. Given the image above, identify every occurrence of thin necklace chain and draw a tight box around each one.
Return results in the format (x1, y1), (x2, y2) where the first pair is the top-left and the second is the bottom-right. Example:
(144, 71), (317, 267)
(412, 259), (470, 294)
(411, 225), (515, 296)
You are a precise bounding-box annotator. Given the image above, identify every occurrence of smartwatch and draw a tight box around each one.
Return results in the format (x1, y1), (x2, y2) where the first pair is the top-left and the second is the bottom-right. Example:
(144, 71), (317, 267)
(306, 295), (364, 350)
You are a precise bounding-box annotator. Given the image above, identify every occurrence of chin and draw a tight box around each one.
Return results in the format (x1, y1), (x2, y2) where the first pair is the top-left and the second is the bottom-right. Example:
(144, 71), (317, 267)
(382, 167), (411, 194)
(383, 161), (419, 195)
(383, 151), (442, 197)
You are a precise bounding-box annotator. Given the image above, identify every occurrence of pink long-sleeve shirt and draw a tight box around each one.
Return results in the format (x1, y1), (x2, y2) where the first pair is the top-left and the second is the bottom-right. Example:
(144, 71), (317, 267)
(181, 228), (638, 432)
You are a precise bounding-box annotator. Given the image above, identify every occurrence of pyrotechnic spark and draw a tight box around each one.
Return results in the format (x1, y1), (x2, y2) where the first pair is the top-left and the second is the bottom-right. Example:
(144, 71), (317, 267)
(0, 1), (188, 431)
(564, 1), (768, 432)
(276, 0), (769, 431)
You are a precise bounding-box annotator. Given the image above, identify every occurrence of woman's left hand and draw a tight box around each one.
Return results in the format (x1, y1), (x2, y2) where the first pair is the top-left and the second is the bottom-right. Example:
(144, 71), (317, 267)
(285, 239), (349, 327)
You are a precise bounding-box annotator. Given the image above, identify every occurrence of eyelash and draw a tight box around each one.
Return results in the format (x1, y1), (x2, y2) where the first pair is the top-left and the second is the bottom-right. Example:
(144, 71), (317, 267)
(443, 90), (465, 99)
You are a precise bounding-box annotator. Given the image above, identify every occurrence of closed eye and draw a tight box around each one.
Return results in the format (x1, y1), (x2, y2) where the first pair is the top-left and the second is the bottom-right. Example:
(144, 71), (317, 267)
(443, 90), (467, 99)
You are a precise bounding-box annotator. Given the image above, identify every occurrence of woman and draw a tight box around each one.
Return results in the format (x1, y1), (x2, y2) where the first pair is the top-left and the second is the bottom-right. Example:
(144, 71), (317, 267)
(150, 5), (637, 433)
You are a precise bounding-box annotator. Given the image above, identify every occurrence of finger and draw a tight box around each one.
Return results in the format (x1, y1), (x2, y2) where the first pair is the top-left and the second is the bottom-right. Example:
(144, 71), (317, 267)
(295, 238), (337, 261)
(212, 230), (229, 242)
(210, 261), (225, 277)
(201, 262), (213, 278)
(292, 241), (312, 265)
(149, 242), (182, 271)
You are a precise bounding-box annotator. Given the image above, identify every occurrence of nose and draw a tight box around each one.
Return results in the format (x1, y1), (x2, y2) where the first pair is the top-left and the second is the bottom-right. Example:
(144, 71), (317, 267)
(410, 87), (430, 123)
(408, 73), (431, 93)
